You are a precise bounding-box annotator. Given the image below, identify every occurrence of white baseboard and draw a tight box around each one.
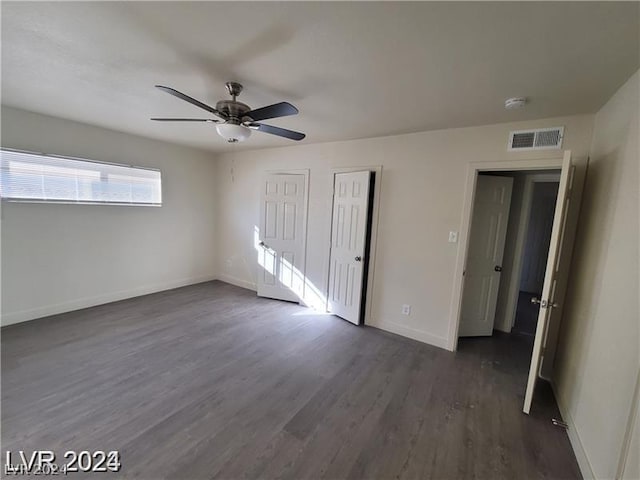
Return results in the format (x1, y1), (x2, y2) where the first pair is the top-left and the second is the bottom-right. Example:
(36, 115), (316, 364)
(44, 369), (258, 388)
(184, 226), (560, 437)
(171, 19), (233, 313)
(368, 319), (449, 350)
(1, 274), (218, 327)
(551, 381), (596, 480)
(217, 273), (257, 292)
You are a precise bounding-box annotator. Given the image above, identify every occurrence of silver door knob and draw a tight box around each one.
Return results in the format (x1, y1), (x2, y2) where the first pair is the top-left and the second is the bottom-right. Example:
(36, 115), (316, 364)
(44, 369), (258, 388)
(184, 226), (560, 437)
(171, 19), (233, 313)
(355, 256), (362, 262)
(531, 297), (559, 309)
(259, 241), (270, 249)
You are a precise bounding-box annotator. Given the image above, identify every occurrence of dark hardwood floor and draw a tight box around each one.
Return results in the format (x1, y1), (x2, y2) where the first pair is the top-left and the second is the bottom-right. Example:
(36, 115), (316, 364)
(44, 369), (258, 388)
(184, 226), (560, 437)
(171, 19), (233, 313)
(1, 281), (581, 479)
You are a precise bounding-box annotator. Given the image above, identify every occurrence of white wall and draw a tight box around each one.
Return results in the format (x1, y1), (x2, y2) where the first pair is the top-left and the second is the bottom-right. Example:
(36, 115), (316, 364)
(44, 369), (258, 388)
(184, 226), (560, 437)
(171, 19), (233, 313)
(215, 114), (594, 349)
(553, 71), (639, 479)
(1, 107), (217, 325)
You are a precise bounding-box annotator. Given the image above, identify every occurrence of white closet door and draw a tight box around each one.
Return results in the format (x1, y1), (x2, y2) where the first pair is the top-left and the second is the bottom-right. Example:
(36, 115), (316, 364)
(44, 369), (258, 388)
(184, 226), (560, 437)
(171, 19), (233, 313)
(257, 174), (306, 303)
(327, 171), (371, 324)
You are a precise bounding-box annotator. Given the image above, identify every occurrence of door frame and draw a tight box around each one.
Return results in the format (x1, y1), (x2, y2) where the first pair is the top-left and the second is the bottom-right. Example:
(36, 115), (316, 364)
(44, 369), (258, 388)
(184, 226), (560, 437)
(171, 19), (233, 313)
(447, 156), (567, 351)
(259, 169), (310, 303)
(324, 166), (382, 325)
(500, 172), (561, 334)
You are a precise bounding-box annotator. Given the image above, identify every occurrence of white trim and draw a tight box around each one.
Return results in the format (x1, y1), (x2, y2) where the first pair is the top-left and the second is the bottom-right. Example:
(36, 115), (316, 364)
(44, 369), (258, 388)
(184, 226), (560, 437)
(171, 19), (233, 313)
(617, 368), (640, 479)
(500, 172), (561, 333)
(551, 381), (596, 480)
(1, 274), (218, 327)
(446, 156), (566, 351)
(217, 273), (257, 292)
(369, 319), (449, 350)
(325, 166), (383, 326)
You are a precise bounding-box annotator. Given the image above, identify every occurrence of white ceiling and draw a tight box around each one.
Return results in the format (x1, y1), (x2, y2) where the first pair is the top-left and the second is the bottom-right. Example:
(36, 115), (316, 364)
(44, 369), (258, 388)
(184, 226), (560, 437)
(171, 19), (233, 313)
(2, 2), (638, 153)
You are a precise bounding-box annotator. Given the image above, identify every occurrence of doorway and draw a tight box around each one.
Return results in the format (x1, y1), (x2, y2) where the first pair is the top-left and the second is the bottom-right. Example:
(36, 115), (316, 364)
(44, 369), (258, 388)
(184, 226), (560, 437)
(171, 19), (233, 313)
(458, 169), (561, 410)
(450, 153), (581, 414)
(512, 177), (560, 337)
(458, 170), (561, 339)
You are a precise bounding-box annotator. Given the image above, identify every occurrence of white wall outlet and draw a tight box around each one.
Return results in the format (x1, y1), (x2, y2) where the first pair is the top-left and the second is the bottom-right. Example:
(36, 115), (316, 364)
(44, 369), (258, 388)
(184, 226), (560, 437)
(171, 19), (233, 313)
(448, 231), (458, 243)
(401, 304), (411, 315)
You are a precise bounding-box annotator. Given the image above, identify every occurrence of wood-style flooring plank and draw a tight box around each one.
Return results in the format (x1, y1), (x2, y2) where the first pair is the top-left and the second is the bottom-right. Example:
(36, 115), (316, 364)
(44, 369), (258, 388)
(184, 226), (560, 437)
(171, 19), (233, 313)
(1, 281), (581, 479)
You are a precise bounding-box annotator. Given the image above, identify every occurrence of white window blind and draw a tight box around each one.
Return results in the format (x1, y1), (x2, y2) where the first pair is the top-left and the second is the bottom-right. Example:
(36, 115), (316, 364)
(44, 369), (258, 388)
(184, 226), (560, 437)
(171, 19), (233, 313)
(0, 149), (162, 206)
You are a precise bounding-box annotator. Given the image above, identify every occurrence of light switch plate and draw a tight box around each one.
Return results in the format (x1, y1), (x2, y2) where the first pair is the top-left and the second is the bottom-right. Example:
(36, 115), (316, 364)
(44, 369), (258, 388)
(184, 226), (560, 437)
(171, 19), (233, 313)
(401, 304), (411, 315)
(448, 231), (458, 243)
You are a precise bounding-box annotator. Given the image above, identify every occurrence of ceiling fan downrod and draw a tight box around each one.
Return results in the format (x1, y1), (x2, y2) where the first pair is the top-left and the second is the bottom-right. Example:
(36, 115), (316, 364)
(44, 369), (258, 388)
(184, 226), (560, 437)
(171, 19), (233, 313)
(225, 81), (243, 102)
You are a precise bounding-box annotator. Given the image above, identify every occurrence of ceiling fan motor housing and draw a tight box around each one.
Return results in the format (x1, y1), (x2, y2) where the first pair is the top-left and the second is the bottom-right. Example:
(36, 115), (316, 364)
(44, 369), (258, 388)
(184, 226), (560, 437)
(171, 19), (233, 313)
(215, 100), (251, 123)
(217, 81), (252, 123)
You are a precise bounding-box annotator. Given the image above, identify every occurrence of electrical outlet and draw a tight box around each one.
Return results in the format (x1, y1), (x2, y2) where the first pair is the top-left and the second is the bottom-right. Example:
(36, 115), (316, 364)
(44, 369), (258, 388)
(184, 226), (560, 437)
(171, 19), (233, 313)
(401, 304), (411, 315)
(448, 231), (458, 243)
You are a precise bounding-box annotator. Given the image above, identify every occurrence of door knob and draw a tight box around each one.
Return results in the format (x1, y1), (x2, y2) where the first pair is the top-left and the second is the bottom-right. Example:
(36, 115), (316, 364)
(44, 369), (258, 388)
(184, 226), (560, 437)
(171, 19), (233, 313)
(355, 256), (362, 262)
(259, 241), (270, 249)
(494, 265), (503, 272)
(531, 297), (559, 309)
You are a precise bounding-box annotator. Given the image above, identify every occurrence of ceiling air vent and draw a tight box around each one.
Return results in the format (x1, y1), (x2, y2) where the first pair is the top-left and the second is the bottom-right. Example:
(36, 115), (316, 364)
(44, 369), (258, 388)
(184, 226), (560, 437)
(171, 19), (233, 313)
(508, 127), (564, 151)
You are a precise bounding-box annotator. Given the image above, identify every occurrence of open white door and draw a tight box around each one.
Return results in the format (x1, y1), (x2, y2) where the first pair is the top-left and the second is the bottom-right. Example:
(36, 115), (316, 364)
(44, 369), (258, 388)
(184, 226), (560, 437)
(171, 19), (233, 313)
(328, 171), (371, 324)
(523, 151), (574, 414)
(257, 173), (306, 303)
(459, 175), (513, 337)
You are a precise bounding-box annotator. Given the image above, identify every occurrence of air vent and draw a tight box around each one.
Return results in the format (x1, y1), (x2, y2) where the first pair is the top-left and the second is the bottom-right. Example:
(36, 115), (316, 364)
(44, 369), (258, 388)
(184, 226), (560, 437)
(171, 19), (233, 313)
(508, 127), (564, 151)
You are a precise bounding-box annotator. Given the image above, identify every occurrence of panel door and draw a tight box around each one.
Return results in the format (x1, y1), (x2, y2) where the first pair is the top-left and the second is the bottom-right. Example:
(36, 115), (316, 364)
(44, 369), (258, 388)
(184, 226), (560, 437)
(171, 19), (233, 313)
(257, 174), (306, 303)
(459, 175), (514, 337)
(327, 171), (371, 324)
(523, 152), (574, 414)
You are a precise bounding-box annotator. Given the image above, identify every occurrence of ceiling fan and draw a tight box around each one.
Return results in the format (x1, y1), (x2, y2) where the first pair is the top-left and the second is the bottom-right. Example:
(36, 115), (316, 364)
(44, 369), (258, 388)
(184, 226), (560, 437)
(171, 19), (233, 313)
(151, 82), (305, 143)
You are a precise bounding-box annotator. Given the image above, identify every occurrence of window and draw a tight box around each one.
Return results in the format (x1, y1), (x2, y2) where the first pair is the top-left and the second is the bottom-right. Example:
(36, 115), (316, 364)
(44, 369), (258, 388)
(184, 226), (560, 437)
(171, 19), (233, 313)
(0, 149), (162, 206)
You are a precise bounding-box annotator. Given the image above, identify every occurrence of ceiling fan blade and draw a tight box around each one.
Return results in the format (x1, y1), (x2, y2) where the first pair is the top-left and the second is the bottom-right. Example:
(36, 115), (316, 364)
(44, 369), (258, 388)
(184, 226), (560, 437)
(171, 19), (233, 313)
(155, 85), (227, 119)
(244, 102), (298, 122)
(151, 118), (218, 122)
(249, 123), (305, 141)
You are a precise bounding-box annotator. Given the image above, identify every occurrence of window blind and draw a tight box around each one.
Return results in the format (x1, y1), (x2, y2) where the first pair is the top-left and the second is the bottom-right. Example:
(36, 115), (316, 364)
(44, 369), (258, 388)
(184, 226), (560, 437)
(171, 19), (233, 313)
(0, 149), (162, 206)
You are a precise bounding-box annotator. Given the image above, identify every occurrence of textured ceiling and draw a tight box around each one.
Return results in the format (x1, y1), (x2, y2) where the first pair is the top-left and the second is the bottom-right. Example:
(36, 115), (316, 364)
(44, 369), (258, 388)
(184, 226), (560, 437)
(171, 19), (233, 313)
(2, 2), (638, 153)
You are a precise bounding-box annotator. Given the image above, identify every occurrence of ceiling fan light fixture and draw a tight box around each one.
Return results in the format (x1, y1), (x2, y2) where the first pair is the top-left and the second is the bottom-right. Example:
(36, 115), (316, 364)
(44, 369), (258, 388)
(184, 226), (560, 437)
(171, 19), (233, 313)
(216, 123), (252, 143)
